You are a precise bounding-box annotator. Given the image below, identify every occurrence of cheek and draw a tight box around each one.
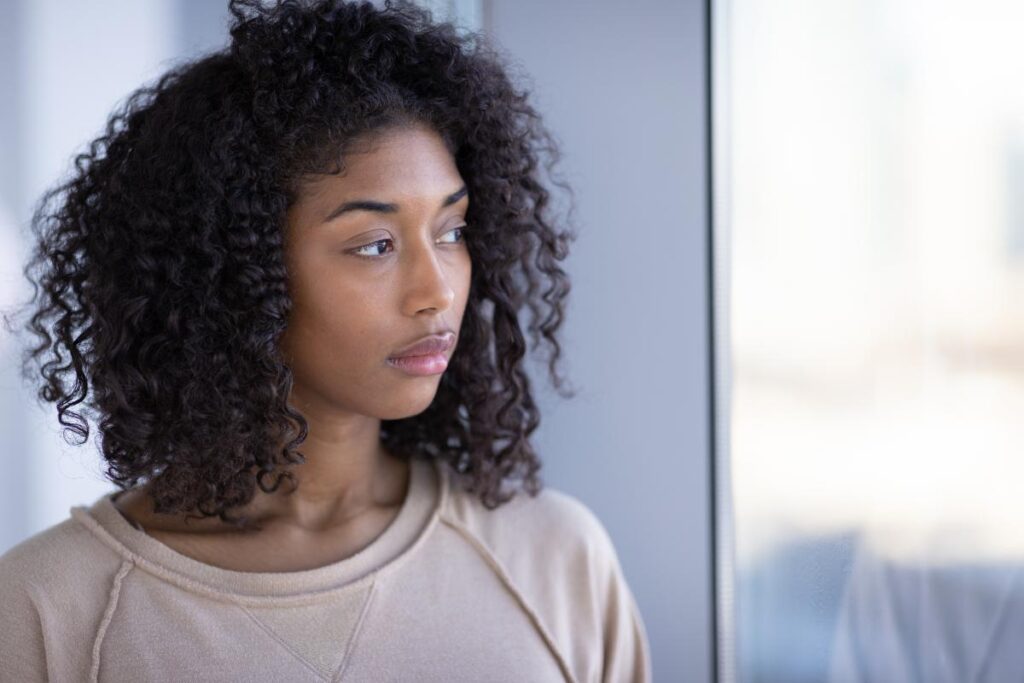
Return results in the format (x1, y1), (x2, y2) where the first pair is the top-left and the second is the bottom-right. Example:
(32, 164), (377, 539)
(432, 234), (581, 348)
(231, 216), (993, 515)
(307, 288), (389, 360)
(288, 266), (391, 365)
(284, 301), (390, 400)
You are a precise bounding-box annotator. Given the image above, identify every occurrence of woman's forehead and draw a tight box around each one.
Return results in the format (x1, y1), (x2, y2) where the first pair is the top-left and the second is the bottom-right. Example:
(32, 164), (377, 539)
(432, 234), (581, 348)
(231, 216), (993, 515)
(294, 129), (464, 210)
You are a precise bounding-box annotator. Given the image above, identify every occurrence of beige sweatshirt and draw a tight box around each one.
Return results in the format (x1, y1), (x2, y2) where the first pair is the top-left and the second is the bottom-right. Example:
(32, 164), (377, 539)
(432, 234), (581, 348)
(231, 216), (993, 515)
(0, 457), (651, 682)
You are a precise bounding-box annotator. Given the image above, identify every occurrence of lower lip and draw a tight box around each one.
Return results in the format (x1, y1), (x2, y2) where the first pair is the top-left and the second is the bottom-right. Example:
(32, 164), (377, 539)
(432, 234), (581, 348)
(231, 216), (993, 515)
(386, 353), (449, 376)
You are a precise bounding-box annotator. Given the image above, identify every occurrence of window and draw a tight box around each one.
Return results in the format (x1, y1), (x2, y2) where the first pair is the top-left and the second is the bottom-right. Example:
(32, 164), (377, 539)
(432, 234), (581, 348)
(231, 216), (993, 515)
(719, 1), (1024, 680)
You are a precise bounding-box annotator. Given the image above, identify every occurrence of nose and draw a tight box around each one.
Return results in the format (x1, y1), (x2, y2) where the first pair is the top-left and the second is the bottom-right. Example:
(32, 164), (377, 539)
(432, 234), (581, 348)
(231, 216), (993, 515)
(401, 236), (456, 316)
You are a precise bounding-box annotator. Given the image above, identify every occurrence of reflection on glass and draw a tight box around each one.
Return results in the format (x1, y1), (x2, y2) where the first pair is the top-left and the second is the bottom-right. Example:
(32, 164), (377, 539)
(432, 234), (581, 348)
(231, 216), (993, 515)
(725, 1), (1024, 681)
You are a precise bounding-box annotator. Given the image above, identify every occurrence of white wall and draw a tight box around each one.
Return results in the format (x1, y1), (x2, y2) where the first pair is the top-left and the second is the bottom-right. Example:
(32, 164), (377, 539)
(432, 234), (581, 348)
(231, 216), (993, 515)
(2, 0), (181, 543)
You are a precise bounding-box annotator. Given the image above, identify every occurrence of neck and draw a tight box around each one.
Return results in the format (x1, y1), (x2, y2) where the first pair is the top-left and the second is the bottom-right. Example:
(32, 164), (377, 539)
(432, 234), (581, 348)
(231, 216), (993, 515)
(244, 411), (407, 532)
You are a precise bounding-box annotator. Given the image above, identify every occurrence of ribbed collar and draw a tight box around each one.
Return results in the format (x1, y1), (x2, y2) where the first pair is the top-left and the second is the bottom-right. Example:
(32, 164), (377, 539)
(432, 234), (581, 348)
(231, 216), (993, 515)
(70, 457), (446, 602)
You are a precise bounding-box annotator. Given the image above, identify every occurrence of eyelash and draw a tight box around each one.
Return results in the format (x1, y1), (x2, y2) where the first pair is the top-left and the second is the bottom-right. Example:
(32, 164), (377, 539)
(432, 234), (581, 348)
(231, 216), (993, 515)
(350, 225), (468, 259)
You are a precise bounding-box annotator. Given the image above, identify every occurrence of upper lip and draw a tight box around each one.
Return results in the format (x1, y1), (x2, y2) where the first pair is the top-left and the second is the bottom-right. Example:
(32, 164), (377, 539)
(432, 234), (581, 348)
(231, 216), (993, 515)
(388, 331), (456, 359)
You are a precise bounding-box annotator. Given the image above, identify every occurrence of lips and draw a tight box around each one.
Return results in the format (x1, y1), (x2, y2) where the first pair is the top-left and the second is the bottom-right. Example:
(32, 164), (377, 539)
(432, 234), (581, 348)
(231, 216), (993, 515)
(388, 331), (456, 359)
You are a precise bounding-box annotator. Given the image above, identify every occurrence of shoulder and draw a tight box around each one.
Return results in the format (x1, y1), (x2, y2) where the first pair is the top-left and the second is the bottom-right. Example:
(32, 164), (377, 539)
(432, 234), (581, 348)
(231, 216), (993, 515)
(2, 517), (94, 588)
(439, 472), (620, 575)
(0, 506), (130, 625)
(437, 470), (651, 681)
(0, 510), (128, 678)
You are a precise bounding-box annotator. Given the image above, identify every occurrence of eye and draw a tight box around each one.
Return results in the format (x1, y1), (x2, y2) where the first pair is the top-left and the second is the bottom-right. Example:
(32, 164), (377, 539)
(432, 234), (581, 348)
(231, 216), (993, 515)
(440, 225), (468, 244)
(350, 238), (394, 258)
(349, 226), (467, 259)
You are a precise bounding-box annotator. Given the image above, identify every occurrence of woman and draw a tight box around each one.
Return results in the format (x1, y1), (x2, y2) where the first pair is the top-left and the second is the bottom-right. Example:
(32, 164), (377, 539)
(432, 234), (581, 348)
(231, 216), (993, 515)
(0, 0), (651, 680)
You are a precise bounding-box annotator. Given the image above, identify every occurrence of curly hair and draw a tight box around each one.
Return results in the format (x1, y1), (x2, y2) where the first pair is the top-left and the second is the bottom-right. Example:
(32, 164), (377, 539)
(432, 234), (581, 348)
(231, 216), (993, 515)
(8, 0), (577, 528)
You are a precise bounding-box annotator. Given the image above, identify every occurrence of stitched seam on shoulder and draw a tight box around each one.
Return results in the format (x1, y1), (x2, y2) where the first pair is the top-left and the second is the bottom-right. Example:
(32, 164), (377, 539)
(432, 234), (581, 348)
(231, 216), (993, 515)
(237, 605), (331, 682)
(90, 559), (133, 683)
(332, 577), (378, 682)
(439, 514), (578, 683)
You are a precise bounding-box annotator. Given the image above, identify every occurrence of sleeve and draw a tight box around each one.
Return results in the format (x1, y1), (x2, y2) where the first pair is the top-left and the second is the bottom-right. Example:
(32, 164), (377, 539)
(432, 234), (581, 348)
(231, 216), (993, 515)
(0, 548), (49, 682)
(599, 549), (653, 683)
(579, 509), (652, 683)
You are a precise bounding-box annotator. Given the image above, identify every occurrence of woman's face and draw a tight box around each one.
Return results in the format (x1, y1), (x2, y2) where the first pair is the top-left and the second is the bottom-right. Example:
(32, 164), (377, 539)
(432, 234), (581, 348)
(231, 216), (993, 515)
(279, 125), (472, 421)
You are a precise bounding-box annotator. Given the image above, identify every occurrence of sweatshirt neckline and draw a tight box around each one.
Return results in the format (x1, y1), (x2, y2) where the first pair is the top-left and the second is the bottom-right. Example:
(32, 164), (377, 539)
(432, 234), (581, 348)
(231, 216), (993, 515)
(71, 456), (446, 599)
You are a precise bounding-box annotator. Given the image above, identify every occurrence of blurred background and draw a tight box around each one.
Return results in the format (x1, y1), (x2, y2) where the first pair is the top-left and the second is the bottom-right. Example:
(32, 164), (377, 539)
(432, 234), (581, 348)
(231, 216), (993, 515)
(722, 0), (1024, 681)
(0, 0), (709, 680)
(7, 0), (1020, 681)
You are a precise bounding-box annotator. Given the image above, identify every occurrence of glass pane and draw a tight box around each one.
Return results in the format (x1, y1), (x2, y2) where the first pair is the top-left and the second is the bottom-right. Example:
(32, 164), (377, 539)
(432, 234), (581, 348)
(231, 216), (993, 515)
(722, 1), (1024, 681)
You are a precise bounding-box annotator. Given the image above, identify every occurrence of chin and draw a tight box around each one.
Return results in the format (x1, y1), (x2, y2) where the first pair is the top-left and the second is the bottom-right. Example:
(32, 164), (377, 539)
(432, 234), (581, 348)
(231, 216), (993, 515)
(378, 390), (442, 421)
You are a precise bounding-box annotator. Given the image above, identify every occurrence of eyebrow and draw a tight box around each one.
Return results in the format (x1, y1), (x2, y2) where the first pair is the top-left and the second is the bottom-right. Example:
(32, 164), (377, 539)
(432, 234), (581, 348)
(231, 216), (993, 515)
(323, 185), (469, 223)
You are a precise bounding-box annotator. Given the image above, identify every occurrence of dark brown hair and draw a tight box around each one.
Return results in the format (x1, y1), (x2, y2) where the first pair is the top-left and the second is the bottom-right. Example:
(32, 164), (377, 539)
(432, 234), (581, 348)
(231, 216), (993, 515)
(10, 0), (576, 528)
